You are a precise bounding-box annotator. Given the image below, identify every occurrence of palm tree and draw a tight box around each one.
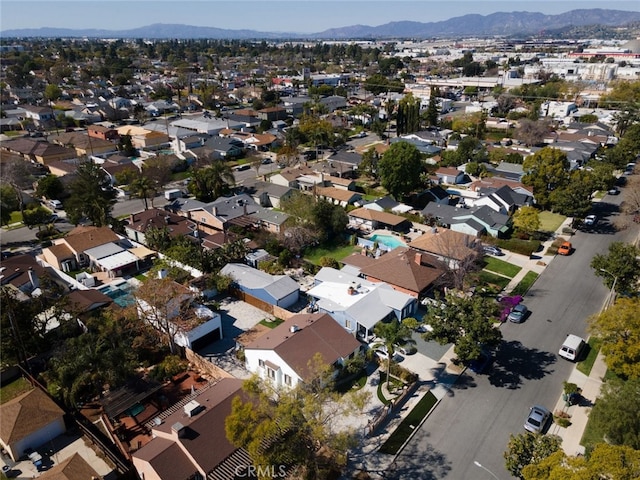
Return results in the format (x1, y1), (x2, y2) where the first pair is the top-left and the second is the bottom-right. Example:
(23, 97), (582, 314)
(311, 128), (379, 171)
(373, 318), (416, 389)
(189, 161), (235, 202)
(130, 175), (156, 210)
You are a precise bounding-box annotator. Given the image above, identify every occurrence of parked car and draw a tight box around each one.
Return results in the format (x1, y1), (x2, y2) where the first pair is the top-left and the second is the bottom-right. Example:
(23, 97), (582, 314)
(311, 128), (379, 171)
(584, 214), (597, 227)
(395, 342), (417, 355)
(483, 245), (504, 256)
(607, 187), (620, 195)
(507, 304), (528, 323)
(524, 405), (551, 433)
(466, 350), (494, 374)
(558, 241), (572, 256)
(47, 199), (63, 210)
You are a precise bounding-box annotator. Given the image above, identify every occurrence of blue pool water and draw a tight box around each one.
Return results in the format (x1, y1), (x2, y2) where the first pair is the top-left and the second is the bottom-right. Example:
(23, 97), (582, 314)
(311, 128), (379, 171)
(369, 233), (407, 249)
(98, 282), (135, 307)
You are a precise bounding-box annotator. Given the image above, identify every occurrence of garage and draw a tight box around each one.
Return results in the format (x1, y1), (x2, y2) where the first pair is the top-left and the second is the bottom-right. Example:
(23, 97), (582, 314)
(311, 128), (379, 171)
(190, 328), (221, 351)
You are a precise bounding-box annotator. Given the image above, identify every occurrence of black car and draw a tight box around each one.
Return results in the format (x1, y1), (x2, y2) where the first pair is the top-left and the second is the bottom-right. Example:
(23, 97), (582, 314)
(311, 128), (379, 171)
(466, 350), (493, 374)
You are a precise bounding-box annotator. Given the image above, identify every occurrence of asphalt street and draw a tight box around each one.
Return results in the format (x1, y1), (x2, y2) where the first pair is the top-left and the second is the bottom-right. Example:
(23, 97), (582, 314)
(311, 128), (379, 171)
(390, 195), (639, 480)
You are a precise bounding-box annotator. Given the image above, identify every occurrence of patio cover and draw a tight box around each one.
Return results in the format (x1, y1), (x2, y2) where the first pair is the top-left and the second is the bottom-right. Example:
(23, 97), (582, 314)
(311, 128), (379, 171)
(94, 250), (139, 271)
(129, 245), (156, 259)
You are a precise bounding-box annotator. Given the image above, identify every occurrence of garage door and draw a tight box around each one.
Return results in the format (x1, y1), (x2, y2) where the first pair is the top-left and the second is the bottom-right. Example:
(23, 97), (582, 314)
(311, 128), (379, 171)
(190, 328), (221, 351)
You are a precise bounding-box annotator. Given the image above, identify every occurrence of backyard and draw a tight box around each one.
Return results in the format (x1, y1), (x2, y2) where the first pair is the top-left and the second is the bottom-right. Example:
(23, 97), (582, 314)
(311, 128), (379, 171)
(303, 243), (360, 265)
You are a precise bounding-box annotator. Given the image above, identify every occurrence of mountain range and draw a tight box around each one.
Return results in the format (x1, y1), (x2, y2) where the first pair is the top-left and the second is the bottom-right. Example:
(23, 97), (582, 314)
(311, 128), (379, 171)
(2, 9), (640, 40)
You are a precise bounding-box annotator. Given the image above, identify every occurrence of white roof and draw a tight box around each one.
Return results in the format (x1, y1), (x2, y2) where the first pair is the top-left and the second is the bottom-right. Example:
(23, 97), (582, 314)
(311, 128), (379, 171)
(85, 242), (124, 259)
(93, 250), (139, 271)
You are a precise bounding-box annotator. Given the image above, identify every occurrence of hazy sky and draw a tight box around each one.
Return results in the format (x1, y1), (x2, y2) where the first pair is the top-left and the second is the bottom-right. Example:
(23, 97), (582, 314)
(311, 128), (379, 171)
(2, 1), (639, 33)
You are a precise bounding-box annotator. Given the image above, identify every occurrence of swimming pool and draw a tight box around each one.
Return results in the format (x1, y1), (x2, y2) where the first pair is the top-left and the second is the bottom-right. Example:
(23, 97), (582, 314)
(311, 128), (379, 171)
(369, 233), (407, 249)
(98, 282), (135, 307)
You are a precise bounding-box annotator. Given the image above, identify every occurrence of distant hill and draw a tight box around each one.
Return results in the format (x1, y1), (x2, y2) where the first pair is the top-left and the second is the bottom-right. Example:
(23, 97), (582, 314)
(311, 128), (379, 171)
(2, 9), (640, 39)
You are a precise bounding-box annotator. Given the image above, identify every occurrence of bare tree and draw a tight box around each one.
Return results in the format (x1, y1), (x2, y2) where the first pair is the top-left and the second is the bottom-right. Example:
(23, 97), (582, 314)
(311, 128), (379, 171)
(515, 118), (550, 147)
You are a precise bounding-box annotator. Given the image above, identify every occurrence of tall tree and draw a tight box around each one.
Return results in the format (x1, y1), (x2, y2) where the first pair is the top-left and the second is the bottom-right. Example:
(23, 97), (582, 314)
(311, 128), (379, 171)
(226, 363), (369, 480)
(504, 433), (562, 479)
(311, 199), (348, 243)
(35, 175), (65, 200)
(522, 148), (570, 210)
(512, 206), (541, 237)
(130, 174), (156, 210)
(589, 297), (640, 379)
(590, 242), (640, 294)
(396, 92), (421, 135)
(188, 161), (235, 202)
(373, 318), (415, 389)
(66, 161), (117, 226)
(424, 94), (440, 127)
(377, 142), (424, 199)
(422, 293), (502, 363)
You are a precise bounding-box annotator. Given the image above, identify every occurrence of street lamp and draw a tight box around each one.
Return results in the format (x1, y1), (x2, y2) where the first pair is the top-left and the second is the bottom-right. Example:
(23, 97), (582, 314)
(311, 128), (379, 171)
(599, 268), (618, 310)
(474, 460), (500, 480)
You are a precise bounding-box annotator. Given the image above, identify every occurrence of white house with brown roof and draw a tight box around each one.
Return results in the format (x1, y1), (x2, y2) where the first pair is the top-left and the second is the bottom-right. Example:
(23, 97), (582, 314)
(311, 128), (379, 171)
(243, 313), (362, 389)
(315, 186), (362, 207)
(348, 207), (412, 233)
(0, 388), (66, 462)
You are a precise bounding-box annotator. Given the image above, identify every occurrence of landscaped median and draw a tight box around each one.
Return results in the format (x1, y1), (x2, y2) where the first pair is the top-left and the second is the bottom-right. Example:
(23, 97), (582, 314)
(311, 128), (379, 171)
(378, 391), (438, 455)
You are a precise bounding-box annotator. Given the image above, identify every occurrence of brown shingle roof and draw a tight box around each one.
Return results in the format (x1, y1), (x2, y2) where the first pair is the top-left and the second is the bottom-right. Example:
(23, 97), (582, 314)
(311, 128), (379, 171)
(0, 253), (47, 289)
(128, 209), (196, 238)
(0, 388), (65, 444)
(61, 226), (119, 253)
(348, 207), (408, 226)
(246, 313), (361, 380)
(343, 247), (444, 294)
(39, 452), (100, 480)
(66, 289), (113, 312)
(315, 186), (359, 203)
(408, 227), (477, 261)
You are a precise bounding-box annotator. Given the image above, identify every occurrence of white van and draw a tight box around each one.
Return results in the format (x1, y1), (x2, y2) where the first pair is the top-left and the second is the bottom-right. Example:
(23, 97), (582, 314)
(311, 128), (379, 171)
(48, 199), (63, 210)
(558, 334), (586, 362)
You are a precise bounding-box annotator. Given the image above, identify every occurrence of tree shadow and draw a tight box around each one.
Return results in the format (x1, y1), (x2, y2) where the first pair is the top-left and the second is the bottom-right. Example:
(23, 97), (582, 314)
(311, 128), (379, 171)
(387, 435), (452, 479)
(487, 340), (557, 389)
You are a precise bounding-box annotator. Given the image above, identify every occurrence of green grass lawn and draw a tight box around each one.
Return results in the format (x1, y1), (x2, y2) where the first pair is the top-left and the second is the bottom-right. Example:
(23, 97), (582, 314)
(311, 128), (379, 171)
(477, 271), (512, 290)
(304, 244), (360, 265)
(259, 318), (284, 329)
(538, 211), (566, 233)
(577, 337), (602, 376)
(0, 377), (33, 404)
(510, 271), (539, 297)
(483, 257), (522, 278)
(379, 391), (438, 455)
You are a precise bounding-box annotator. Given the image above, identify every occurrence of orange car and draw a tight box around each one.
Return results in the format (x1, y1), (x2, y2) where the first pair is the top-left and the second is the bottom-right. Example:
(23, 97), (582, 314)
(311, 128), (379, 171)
(558, 241), (572, 256)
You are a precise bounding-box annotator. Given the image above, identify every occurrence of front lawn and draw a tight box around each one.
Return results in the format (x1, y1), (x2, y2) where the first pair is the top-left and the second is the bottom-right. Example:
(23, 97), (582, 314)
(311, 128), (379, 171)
(0, 377), (33, 404)
(538, 211), (566, 233)
(304, 243), (360, 265)
(476, 271), (512, 290)
(577, 337), (602, 376)
(483, 257), (522, 278)
(9, 211), (23, 224)
(378, 391), (438, 455)
(510, 271), (539, 297)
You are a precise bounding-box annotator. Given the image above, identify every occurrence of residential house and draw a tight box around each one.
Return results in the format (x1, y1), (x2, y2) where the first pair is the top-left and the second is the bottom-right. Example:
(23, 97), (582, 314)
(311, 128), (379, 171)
(243, 313), (362, 389)
(390, 136), (442, 156)
(115, 125), (169, 150)
(171, 194), (289, 235)
(348, 207), (412, 233)
(469, 185), (533, 214)
(408, 227), (479, 269)
(315, 186), (362, 207)
(132, 378), (254, 480)
(326, 151), (363, 178)
(0, 137), (76, 165)
(435, 167), (466, 185)
(124, 208), (198, 246)
(40, 226), (144, 278)
(468, 177), (534, 198)
(100, 155), (139, 185)
(65, 288), (113, 313)
(201, 136), (244, 160)
(421, 203), (511, 238)
(48, 131), (117, 157)
(38, 452), (101, 480)
(0, 388), (66, 462)
(136, 279), (223, 351)
(362, 195), (413, 214)
(21, 105), (55, 125)
(257, 106), (287, 121)
(220, 129), (278, 151)
(341, 247), (445, 298)
(87, 124), (120, 141)
(220, 263), (300, 309)
(306, 267), (417, 339)
(0, 253), (48, 295)
(240, 180), (293, 209)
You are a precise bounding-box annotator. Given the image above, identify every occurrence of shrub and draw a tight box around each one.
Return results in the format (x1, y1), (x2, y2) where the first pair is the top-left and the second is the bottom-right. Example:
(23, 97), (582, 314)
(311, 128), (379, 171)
(496, 238), (541, 256)
(554, 417), (572, 428)
(149, 355), (187, 381)
(319, 256), (340, 268)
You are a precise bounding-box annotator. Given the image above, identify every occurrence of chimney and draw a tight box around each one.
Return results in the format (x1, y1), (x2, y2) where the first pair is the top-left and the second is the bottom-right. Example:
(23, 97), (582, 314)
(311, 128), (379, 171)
(414, 252), (422, 265)
(164, 215), (171, 224)
(171, 422), (186, 438)
(212, 206), (218, 216)
(28, 268), (39, 289)
(129, 213), (135, 224)
(243, 203), (247, 215)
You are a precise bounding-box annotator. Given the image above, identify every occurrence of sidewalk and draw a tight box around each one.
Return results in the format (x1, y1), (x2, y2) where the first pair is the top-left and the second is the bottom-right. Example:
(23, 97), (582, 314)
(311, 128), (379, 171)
(548, 351), (607, 455)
